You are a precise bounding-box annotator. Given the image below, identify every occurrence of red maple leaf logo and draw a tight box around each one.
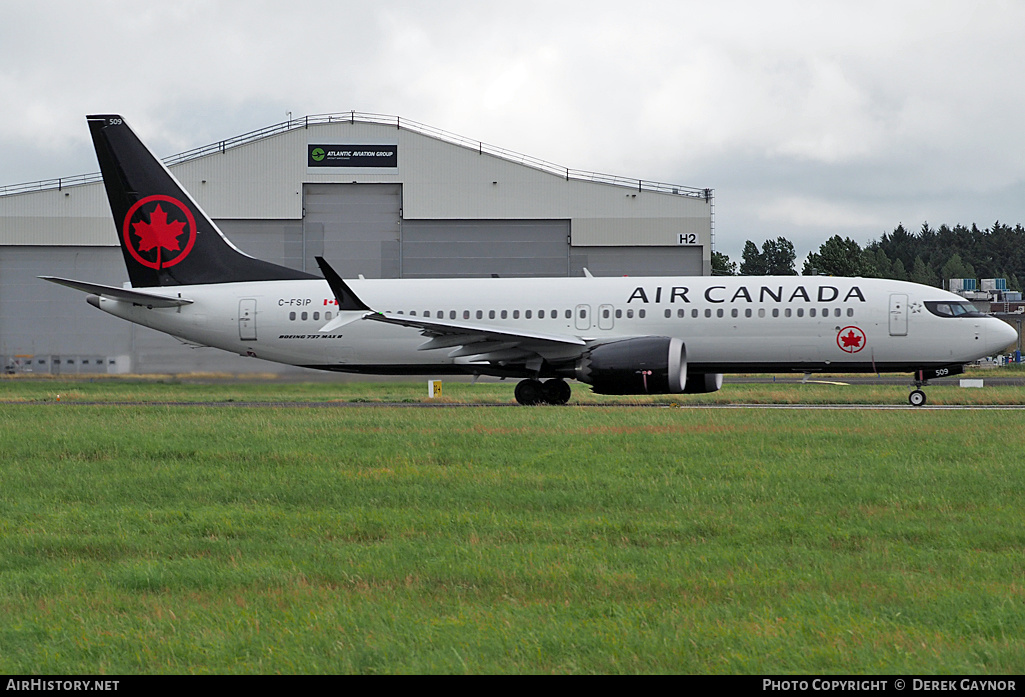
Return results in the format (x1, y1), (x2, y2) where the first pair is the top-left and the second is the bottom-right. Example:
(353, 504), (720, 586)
(841, 330), (862, 349)
(132, 204), (186, 252)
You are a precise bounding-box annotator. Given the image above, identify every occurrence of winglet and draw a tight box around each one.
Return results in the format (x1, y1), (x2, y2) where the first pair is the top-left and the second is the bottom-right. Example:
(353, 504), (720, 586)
(315, 257), (372, 311)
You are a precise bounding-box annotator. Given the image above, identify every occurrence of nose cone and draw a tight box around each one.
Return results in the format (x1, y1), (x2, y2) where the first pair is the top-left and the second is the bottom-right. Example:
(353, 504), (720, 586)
(989, 318), (1019, 354)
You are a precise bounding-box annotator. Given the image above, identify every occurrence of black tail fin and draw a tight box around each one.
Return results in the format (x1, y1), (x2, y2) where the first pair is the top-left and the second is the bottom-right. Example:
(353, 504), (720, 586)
(87, 114), (316, 287)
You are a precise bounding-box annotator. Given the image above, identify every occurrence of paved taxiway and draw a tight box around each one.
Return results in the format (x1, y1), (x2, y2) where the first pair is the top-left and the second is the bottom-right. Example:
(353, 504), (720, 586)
(11, 401), (1024, 410)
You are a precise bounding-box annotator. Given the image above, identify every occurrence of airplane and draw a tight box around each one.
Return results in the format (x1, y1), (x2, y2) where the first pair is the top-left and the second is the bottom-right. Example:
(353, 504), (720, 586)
(42, 115), (1019, 406)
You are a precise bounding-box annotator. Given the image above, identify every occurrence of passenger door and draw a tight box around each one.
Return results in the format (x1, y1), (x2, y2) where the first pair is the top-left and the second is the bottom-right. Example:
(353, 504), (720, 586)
(889, 294), (908, 336)
(239, 299), (257, 341)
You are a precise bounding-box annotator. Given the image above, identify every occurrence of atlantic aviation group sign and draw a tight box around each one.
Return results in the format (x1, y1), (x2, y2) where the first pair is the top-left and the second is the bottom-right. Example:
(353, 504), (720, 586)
(308, 144), (398, 168)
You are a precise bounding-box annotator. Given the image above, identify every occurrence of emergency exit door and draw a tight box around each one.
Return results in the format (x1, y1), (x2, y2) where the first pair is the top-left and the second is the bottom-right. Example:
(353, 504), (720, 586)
(239, 299), (257, 341)
(575, 304), (591, 331)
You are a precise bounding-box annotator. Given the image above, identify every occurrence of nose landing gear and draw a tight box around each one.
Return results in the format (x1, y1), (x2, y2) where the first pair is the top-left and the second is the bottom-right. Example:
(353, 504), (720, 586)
(907, 365), (964, 405)
(910, 366), (934, 405)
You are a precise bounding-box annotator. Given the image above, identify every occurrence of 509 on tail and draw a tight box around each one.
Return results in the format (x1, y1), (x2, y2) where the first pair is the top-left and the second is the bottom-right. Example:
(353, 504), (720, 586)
(43, 115), (1017, 405)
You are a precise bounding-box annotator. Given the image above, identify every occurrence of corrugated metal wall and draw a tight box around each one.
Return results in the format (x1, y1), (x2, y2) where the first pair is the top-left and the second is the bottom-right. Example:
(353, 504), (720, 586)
(401, 220), (570, 278)
(217, 219), (305, 271)
(303, 183), (402, 278)
(568, 246), (703, 277)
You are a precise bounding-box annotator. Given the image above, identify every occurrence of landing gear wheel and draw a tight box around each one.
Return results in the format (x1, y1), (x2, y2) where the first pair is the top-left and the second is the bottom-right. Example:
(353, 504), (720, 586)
(542, 379), (572, 405)
(909, 389), (927, 407)
(514, 379), (545, 405)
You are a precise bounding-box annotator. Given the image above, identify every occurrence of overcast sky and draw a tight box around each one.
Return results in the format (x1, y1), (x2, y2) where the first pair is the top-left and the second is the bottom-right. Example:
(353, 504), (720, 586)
(3, 0), (1025, 265)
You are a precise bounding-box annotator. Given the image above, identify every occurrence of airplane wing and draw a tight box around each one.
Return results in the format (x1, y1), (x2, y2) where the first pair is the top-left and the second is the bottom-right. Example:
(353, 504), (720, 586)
(315, 257), (586, 368)
(40, 276), (193, 308)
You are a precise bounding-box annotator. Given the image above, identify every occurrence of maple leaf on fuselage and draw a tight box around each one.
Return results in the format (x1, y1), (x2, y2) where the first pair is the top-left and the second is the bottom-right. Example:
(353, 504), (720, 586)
(841, 330), (863, 348)
(132, 204), (186, 252)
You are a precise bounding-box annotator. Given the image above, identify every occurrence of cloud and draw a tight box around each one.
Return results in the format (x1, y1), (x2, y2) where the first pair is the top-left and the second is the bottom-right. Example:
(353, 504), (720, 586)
(758, 195), (889, 231)
(4, 0), (1025, 263)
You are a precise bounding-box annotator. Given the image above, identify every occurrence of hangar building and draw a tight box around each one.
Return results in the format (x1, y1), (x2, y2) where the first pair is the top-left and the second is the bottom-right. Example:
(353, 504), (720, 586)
(0, 112), (713, 375)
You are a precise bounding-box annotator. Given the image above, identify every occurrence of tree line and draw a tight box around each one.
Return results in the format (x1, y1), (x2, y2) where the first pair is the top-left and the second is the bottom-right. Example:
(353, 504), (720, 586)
(712, 222), (1025, 291)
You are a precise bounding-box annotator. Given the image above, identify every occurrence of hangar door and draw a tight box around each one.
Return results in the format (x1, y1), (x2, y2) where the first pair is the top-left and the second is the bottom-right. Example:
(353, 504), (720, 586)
(401, 220), (570, 278)
(303, 183), (402, 278)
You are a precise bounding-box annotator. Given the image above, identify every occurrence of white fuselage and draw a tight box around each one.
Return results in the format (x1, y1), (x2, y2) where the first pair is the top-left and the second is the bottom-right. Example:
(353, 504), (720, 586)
(90, 275), (1016, 376)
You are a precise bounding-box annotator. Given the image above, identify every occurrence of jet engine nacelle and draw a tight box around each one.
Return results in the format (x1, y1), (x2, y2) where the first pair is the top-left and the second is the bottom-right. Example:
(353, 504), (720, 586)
(574, 336), (686, 395)
(682, 372), (724, 394)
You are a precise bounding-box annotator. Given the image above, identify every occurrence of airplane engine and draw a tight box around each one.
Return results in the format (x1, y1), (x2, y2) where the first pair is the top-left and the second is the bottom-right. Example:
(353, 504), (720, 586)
(682, 373), (723, 393)
(574, 336), (686, 395)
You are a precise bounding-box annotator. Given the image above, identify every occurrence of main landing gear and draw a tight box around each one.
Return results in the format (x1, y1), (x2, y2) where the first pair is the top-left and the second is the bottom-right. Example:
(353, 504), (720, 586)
(514, 378), (572, 406)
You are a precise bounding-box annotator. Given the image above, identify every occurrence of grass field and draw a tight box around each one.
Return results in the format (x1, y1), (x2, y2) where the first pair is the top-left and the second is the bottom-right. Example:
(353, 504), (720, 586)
(2, 378), (1025, 673)
(2, 368), (1025, 405)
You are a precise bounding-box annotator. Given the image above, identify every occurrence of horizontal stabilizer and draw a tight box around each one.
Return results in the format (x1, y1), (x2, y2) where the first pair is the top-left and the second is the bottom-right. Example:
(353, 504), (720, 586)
(40, 276), (193, 307)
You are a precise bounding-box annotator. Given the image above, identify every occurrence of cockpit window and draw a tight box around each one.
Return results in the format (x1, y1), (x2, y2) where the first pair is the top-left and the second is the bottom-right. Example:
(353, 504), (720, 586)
(925, 301), (985, 318)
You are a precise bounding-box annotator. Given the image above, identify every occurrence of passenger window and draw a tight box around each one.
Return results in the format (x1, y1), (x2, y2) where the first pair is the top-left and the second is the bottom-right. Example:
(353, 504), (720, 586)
(746, 309), (752, 318)
(772, 308), (779, 318)
(489, 310), (495, 319)
(301, 312), (308, 321)
(289, 312), (296, 321)
(834, 308), (841, 317)
(565, 309), (572, 319)
(665, 309), (672, 319)
(705, 309), (711, 318)
(314, 312), (320, 320)
(809, 309), (816, 317)
(476, 310), (483, 319)
(551, 309), (557, 318)
(785, 308), (792, 318)
(513, 310), (520, 319)
(501, 310), (508, 319)
(847, 308), (854, 317)
(326, 312), (332, 320)
(449, 310), (456, 319)
(731, 309), (738, 318)
(627, 309), (634, 318)
(757, 309), (764, 318)
(538, 310), (545, 319)
(639, 309), (646, 318)
(797, 308), (804, 317)
(717, 309), (724, 318)
(615, 309), (622, 319)
(603, 309), (611, 319)
(525, 310), (532, 319)
(678, 309), (686, 318)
